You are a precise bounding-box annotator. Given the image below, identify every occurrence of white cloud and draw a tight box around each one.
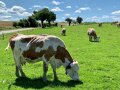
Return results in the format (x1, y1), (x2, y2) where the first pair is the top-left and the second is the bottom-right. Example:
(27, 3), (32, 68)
(64, 14), (70, 16)
(0, 15), (12, 21)
(112, 10), (120, 15)
(85, 16), (100, 22)
(66, 6), (71, 8)
(51, 7), (63, 12)
(0, 1), (31, 21)
(111, 16), (120, 21)
(33, 5), (41, 8)
(70, 17), (76, 20)
(6, 6), (32, 17)
(52, 0), (63, 5)
(84, 15), (112, 22)
(8, 6), (26, 14)
(98, 8), (102, 11)
(43, 6), (49, 9)
(0, 1), (6, 8)
(75, 9), (81, 13)
(18, 12), (32, 16)
(101, 15), (110, 19)
(75, 7), (90, 13)
(0, 8), (7, 14)
(79, 7), (90, 11)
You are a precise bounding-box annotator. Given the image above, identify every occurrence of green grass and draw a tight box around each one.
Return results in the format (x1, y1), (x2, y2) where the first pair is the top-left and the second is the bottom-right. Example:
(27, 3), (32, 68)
(0, 24), (120, 90)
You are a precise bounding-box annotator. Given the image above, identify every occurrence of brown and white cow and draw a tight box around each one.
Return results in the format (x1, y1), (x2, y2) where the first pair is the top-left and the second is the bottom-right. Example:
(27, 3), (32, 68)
(5, 34), (79, 82)
(87, 28), (100, 42)
(116, 22), (120, 27)
(61, 28), (66, 36)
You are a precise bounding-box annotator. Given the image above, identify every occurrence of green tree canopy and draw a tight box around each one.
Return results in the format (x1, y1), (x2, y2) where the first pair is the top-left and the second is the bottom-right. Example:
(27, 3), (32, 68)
(33, 8), (56, 28)
(76, 16), (83, 24)
(65, 18), (73, 26)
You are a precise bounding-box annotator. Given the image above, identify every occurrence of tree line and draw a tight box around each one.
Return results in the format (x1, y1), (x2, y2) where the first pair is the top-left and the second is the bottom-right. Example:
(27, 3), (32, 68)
(13, 8), (83, 28)
(65, 16), (83, 26)
(13, 8), (56, 28)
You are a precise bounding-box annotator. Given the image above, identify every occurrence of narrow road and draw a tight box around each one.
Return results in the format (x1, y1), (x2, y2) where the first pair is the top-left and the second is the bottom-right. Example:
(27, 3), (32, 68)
(0, 28), (34, 35)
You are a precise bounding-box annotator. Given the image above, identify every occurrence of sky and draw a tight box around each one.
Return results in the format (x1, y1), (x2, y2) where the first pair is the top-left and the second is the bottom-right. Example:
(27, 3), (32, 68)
(0, 0), (120, 22)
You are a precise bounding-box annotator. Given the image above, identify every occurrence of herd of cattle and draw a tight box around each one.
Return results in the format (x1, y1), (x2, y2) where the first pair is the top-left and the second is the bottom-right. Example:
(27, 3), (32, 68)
(5, 22), (119, 82)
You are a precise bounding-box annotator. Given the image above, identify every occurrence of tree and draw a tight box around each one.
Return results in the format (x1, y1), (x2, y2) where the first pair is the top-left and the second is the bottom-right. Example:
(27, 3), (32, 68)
(65, 18), (73, 26)
(28, 16), (38, 27)
(46, 11), (56, 26)
(33, 8), (49, 28)
(76, 16), (83, 24)
(18, 19), (25, 27)
(13, 22), (18, 28)
(33, 8), (56, 28)
(23, 19), (30, 27)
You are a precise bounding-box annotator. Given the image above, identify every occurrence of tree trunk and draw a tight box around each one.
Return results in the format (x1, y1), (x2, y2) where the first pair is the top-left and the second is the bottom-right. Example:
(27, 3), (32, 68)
(69, 22), (71, 26)
(41, 21), (44, 28)
(48, 21), (51, 26)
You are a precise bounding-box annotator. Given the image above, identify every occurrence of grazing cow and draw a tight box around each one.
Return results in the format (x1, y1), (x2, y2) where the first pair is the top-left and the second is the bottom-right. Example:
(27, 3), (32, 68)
(116, 22), (120, 27)
(61, 25), (63, 28)
(111, 21), (118, 25)
(98, 23), (102, 27)
(87, 28), (100, 42)
(5, 34), (79, 82)
(61, 28), (66, 36)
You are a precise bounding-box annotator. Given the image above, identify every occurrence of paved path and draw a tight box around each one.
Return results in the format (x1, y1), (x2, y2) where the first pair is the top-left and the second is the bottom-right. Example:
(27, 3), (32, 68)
(0, 28), (34, 35)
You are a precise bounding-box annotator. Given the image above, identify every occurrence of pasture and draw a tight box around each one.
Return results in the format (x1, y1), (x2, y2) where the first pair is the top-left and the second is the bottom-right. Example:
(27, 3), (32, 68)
(0, 24), (120, 90)
(0, 21), (14, 31)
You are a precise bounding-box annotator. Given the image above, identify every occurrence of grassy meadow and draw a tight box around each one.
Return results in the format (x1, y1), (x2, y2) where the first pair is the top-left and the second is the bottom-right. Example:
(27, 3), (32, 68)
(0, 24), (120, 90)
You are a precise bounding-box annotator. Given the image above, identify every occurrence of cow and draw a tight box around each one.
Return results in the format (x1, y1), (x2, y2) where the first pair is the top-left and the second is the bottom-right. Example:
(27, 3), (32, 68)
(98, 23), (102, 27)
(87, 28), (100, 42)
(5, 34), (79, 82)
(61, 28), (66, 36)
(116, 22), (120, 27)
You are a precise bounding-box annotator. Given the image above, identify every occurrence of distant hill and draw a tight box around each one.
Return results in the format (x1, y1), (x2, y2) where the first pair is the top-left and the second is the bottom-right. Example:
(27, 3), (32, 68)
(0, 21), (13, 27)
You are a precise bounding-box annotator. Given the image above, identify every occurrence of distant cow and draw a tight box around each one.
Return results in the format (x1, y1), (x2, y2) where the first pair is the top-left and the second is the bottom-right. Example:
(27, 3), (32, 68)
(87, 28), (100, 42)
(61, 28), (66, 36)
(111, 21), (118, 25)
(5, 34), (79, 82)
(116, 22), (120, 27)
(98, 23), (102, 27)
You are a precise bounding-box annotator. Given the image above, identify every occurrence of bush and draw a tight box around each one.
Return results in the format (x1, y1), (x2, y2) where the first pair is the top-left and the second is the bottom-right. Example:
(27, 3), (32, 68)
(13, 22), (18, 28)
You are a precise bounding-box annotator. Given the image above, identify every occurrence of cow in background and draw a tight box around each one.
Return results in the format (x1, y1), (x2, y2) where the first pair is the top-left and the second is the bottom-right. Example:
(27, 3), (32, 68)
(61, 28), (66, 36)
(98, 23), (102, 27)
(87, 28), (100, 42)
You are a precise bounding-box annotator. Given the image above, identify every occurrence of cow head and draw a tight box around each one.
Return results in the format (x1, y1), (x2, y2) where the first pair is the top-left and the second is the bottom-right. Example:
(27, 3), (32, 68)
(95, 36), (100, 42)
(66, 61), (79, 81)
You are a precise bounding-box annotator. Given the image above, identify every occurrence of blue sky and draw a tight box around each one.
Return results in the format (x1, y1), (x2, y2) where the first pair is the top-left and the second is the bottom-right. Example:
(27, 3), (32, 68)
(0, 0), (120, 22)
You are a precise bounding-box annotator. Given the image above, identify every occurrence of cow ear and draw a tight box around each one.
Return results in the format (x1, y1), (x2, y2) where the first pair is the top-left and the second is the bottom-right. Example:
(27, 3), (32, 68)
(70, 61), (78, 67)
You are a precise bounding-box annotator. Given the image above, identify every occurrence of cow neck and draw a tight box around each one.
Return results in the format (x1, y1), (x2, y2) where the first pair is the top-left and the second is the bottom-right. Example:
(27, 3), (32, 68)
(62, 58), (73, 69)
(63, 59), (73, 75)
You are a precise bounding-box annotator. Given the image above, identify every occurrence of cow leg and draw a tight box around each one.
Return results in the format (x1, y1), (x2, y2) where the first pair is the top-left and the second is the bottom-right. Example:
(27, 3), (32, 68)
(52, 68), (58, 81)
(43, 62), (48, 82)
(50, 62), (58, 81)
(14, 55), (26, 77)
(89, 36), (92, 41)
(15, 66), (20, 77)
(18, 65), (26, 77)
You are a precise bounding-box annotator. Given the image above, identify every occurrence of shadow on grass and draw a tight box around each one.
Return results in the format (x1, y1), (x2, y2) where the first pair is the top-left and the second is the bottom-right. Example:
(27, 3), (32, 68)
(9, 77), (83, 89)
(90, 41), (100, 42)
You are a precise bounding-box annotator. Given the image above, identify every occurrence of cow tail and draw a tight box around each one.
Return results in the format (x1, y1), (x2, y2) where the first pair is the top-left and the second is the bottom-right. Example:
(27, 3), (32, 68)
(5, 43), (10, 51)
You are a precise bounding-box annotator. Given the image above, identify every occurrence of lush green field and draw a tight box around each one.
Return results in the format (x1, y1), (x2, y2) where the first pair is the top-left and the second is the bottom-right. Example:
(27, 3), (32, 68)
(0, 24), (120, 90)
